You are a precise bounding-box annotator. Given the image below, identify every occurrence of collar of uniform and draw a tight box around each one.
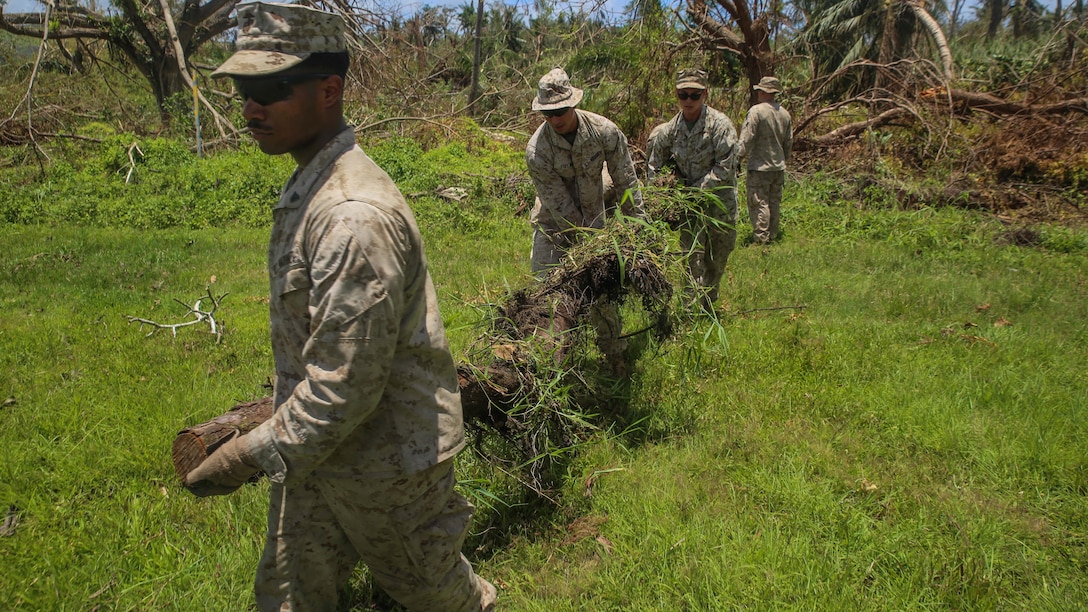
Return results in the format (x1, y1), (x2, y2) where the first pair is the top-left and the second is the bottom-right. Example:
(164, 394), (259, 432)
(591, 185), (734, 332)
(276, 126), (357, 210)
(677, 107), (706, 132)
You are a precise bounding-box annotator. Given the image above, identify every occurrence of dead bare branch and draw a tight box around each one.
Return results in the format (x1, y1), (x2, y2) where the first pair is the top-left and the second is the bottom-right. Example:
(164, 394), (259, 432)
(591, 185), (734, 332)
(800, 107), (913, 148)
(3, 1), (53, 173)
(125, 287), (229, 342)
(931, 88), (1088, 117)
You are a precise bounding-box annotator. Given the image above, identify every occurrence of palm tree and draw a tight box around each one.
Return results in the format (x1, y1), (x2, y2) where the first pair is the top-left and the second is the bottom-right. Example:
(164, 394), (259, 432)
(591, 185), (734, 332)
(793, 0), (952, 97)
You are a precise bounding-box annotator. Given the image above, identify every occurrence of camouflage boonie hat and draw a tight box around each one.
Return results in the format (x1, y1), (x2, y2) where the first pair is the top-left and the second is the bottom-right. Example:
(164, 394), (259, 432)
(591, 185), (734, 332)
(676, 68), (708, 90)
(211, 2), (346, 78)
(532, 68), (584, 111)
(753, 76), (782, 94)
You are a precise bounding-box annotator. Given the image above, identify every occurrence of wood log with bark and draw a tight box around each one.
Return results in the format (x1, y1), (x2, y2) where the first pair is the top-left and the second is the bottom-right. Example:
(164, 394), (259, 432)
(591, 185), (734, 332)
(171, 397), (273, 481)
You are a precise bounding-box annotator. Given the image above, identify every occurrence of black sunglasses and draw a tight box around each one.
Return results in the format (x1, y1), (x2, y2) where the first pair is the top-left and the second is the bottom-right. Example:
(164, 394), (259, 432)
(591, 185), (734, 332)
(232, 73), (333, 106)
(541, 107), (571, 118)
(677, 91), (703, 101)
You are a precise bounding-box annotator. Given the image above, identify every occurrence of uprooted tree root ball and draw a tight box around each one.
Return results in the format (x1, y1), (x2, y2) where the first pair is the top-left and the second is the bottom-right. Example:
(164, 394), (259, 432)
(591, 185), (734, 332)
(456, 238), (674, 492)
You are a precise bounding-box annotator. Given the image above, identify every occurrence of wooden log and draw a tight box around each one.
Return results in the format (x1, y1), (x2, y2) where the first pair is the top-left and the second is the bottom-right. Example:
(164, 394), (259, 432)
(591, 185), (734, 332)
(171, 397), (274, 482)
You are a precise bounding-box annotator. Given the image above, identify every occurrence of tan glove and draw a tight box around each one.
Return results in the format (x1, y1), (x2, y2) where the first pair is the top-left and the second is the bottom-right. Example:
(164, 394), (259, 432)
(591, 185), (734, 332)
(184, 434), (262, 497)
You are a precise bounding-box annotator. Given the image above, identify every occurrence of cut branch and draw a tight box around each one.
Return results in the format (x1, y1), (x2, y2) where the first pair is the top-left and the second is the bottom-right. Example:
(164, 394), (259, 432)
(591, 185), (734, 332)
(126, 287), (228, 341)
(173, 245), (675, 493)
(171, 397), (274, 481)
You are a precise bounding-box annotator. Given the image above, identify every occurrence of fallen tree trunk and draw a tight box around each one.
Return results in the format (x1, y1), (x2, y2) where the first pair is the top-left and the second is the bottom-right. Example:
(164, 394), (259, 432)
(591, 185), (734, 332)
(796, 88), (1088, 150)
(940, 88), (1088, 117)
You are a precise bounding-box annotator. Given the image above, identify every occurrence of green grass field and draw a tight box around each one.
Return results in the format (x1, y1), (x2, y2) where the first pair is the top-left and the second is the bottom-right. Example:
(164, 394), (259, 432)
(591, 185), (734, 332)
(1, 145), (1086, 610)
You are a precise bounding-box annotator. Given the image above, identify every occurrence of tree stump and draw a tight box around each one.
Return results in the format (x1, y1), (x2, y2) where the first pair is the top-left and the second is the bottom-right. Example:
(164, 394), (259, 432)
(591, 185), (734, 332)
(171, 397), (274, 481)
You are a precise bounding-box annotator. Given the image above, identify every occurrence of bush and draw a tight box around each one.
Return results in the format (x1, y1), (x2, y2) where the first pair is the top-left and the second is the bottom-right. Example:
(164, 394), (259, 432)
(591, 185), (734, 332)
(0, 136), (291, 228)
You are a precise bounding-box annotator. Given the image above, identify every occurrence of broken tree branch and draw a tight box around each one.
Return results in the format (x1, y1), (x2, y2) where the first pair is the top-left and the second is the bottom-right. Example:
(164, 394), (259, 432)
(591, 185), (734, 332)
(932, 88), (1088, 117)
(126, 287), (228, 341)
(122, 141), (142, 183)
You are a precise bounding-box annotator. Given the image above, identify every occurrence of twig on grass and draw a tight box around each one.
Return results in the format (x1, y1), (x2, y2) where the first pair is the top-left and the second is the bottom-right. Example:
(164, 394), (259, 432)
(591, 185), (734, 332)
(1, 504), (19, 537)
(125, 287), (228, 342)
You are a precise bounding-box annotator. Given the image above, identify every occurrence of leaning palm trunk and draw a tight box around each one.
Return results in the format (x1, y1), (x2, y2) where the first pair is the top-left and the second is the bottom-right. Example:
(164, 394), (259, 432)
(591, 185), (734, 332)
(909, 0), (955, 81)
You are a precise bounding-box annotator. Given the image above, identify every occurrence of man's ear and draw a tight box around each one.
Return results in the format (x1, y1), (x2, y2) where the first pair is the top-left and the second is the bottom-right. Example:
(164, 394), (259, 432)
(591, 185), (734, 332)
(320, 75), (344, 109)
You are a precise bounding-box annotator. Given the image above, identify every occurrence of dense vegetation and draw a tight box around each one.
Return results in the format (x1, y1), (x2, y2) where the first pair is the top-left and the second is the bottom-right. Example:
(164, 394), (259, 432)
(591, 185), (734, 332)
(1, 1), (1087, 609)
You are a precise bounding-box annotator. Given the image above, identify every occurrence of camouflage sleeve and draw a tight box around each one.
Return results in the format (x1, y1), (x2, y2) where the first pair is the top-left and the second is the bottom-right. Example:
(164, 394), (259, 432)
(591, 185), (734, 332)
(248, 218), (399, 483)
(526, 139), (580, 228)
(603, 125), (645, 218)
(646, 122), (672, 184)
(736, 111), (755, 161)
(696, 113), (738, 190)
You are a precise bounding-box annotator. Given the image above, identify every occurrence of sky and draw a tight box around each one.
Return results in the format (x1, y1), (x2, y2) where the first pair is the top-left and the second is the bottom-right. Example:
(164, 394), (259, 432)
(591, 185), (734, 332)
(0, 0), (1066, 22)
(0, 0), (627, 15)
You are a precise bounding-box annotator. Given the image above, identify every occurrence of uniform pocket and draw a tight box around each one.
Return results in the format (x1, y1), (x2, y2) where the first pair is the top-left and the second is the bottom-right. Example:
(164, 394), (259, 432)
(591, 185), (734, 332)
(388, 466), (474, 586)
(279, 266), (311, 319)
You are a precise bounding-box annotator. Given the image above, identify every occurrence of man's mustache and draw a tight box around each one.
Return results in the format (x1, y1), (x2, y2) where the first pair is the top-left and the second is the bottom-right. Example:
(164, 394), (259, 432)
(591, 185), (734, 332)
(246, 121), (271, 131)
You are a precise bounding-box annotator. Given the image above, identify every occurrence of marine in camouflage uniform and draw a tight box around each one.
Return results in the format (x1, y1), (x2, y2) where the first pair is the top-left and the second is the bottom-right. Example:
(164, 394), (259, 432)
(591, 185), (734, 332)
(737, 76), (793, 245)
(525, 67), (644, 368)
(647, 68), (738, 309)
(184, 4), (495, 610)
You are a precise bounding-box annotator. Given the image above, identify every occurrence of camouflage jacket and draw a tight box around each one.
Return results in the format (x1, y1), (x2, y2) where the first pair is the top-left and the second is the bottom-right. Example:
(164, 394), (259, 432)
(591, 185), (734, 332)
(247, 127), (465, 483)
(526, 109), (643, 233)
(736, 101), (793, 172)
(646, 105), (738, 190)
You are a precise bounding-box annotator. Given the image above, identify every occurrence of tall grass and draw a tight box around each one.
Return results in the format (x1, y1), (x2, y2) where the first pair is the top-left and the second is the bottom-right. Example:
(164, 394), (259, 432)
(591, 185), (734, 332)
(1, 146), (1086, 610)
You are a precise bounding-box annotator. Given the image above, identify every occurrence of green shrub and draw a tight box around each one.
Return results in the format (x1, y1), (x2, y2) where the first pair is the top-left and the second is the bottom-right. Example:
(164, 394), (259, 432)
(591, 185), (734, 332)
(0, 137), (290, 228)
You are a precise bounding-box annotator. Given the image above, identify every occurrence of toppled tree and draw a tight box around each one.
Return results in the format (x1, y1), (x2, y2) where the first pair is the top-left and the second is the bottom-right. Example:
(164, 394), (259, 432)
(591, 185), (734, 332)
(171, 206), (706, 496)
(0, 0), (237, 118)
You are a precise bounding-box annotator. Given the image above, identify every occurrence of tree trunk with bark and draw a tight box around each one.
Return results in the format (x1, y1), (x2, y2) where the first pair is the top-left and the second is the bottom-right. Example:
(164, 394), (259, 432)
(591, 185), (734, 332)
(909, 0), (954, 81)
(171, 397), (274, 481)
(987, 0), (1005, 39)
(468, 0), (484, 116)
(686, 0), (775, 105)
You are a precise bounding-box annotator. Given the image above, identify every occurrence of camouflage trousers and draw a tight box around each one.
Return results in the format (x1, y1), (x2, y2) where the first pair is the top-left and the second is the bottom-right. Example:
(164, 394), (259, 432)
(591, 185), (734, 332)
(746, 169), (785, 245)
(254, 458), (496, 611)
(679, 187), (737, 307)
